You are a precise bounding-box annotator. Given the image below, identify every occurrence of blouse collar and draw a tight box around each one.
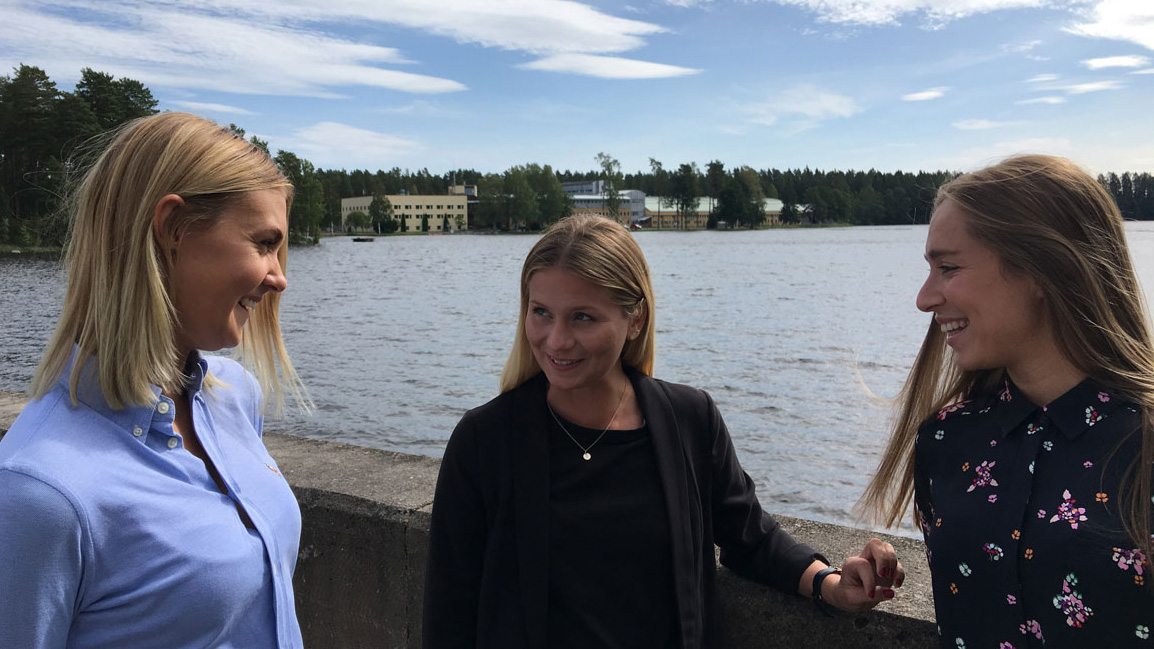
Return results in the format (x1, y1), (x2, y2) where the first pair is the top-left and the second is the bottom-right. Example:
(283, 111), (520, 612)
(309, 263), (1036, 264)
(992, 373), (1127, 440)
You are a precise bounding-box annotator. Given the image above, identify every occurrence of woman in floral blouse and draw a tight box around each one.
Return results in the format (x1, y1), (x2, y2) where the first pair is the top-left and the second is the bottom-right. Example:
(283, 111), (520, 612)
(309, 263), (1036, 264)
(861, 154), (1153, 648)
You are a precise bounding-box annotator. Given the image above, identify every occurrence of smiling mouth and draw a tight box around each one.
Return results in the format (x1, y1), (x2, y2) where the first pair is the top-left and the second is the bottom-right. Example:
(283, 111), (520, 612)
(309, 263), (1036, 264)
(548, 355), (580, 367)
(239, 297), (259, 312)
(941, 319), (968, 336)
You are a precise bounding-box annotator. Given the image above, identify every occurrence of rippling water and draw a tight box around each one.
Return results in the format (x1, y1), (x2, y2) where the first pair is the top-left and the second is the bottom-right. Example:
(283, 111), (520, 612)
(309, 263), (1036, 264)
(5, 224), (1154, 535)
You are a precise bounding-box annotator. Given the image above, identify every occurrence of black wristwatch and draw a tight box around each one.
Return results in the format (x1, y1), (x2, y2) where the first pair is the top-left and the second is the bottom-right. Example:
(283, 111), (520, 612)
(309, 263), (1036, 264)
(812, 565), (842, 617)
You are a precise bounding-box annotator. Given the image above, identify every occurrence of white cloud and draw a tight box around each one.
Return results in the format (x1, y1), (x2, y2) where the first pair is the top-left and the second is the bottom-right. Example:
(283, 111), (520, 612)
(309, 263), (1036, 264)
(1002, 39), (1043, 53)
(519, 54), (700, 79)
(169, 100), (255, 115)
(1065, 80), (1125, 93)
(953, 119), (1010, 130)
(740, 84), (861, 128)
(1067, 0), (1154, 51)
(281, 122), (420, 169)
(1082, 54), (1151, 69)
(902, 87), (949, 101)
(1133, 67), (1154, 74)
(0, 0), (686, 94)
(754, 0), (1059, 27)
(1016, 96), (1066, 104)
(1027, 73), (1060, 82)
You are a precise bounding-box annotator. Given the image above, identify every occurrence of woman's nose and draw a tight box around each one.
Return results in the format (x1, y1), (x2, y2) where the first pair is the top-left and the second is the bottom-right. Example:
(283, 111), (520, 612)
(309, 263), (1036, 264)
(915, 274), (938, 313)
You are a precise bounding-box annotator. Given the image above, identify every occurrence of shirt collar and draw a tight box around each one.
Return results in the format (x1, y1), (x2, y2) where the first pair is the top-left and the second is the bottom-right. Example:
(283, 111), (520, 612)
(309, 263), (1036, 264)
(992, 373), (1126, 440)
(57, 346), (207, 444)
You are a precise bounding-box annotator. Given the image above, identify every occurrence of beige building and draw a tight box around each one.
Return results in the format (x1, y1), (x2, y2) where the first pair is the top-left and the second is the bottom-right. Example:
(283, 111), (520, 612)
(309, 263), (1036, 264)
(340, 193), (469, 233)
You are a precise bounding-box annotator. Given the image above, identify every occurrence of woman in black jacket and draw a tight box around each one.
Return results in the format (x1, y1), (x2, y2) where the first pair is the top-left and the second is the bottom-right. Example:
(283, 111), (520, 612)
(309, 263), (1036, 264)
(424, 214), (902, 648)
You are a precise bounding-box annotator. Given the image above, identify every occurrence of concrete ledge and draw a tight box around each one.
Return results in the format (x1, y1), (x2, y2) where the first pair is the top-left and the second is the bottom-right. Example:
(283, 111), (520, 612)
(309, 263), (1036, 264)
(2, 392), (938, 648)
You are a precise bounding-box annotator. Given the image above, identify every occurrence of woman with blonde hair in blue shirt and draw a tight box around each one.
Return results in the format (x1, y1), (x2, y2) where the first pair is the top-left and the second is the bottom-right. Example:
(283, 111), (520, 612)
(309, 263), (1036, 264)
(861, 154), (1153, 647)
(0, 112), (310, 648)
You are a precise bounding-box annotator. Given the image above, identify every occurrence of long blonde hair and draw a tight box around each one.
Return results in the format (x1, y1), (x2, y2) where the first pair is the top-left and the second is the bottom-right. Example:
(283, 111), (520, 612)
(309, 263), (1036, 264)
(861, 154), (1153, 564)
(30, 112), (309, 416)
(499, 215), (656, 392)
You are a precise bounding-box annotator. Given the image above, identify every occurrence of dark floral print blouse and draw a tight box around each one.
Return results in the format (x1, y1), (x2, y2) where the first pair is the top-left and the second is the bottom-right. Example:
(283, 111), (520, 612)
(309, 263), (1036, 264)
(914, 375), (1153, 649)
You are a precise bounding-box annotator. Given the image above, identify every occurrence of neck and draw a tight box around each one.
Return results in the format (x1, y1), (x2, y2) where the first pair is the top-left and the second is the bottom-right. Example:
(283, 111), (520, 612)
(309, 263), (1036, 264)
(1007, 353), (1086, 407)
(547, 369), (631, 429)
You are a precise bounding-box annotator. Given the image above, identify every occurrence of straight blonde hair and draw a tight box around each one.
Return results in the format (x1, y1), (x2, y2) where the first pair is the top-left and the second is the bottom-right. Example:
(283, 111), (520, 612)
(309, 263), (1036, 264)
(30, 112), (309, 416)
(499, 215), (656, 392)
(861, 154), (1153, 569)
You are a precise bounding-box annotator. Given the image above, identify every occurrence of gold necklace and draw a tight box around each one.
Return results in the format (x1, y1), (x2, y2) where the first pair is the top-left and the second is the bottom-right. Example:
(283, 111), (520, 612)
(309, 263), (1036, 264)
(547, 380), (629, 461)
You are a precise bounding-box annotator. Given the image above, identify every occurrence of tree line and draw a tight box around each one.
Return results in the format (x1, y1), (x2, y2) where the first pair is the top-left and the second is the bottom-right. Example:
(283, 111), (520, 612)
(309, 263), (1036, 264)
(4, 64), (1153, 247)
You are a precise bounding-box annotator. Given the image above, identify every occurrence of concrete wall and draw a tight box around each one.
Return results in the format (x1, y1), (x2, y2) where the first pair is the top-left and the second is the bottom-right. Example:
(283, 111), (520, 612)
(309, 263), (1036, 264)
(1, 391), (939, 648)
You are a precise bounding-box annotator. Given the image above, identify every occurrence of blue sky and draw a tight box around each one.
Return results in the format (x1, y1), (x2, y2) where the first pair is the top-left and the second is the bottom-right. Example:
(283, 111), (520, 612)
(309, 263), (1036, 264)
(2, 0), (1152, 176)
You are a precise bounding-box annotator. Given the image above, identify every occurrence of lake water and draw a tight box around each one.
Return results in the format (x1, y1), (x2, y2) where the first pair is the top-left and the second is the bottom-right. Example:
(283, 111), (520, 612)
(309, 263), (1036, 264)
(5, 224), (1154, 535)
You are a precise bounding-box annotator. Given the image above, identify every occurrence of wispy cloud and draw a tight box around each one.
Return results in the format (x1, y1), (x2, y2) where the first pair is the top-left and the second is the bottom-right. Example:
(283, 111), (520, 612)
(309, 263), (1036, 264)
(1016, 96), (1066, 104)
(1133, 67), (1154, 74)
(518, 54), (700, 79)
(933, 137), (1074, 172)
(751, 0), (1061, 27)
(953, 119), (1013, 130)
(0, 0), (688, 95)
(740, 84), (861, 130)
(1082, 54), (1151, 69)
(1027, 73), (1060, 83)
(1065, 80), (1126, 93)
(902, 87), (949, 101)
(280, 122), (421, 169)
(1067, 0), (1154, 51)
(169, 100), (255, 115)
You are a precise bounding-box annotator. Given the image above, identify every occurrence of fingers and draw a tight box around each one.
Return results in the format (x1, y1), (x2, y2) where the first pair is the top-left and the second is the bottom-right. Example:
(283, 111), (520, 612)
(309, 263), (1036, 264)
(832, 559), (893, 612)
(859, 537), (901, 589)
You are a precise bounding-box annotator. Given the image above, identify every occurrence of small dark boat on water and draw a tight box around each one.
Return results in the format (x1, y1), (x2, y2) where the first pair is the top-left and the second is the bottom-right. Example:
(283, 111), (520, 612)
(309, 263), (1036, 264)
(352, 237), (375, 242)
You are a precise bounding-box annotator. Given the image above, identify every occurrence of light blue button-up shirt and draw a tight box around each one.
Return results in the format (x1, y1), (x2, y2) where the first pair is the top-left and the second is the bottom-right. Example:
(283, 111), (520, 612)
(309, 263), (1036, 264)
(0, 352), (303, 648)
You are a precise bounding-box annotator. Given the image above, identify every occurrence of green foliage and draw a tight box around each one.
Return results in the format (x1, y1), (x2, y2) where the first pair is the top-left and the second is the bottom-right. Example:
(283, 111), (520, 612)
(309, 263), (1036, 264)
(275, 150), (324, 243)
(595, 152), (622, 220)
(346, 210), (370, 230)
(669, 163), (700, 229)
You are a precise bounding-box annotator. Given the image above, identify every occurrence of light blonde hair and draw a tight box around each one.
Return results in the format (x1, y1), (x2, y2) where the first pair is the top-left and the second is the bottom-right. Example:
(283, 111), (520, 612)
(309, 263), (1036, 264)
(499, 215), (656, 392)
(861, 154), (1153, 568)
(30, 112), (309, 416)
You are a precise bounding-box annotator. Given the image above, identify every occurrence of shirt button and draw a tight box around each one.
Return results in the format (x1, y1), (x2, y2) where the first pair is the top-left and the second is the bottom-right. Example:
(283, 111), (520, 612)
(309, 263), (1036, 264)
(167, 438), (179, 449)
(157, 402), (170, 414)
(132, 426), (143, 437)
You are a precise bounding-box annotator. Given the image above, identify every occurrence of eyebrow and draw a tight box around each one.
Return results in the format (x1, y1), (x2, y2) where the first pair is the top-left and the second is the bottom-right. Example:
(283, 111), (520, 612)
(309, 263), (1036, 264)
(925, 248), (960, 261)
(259, 229), (285, 244)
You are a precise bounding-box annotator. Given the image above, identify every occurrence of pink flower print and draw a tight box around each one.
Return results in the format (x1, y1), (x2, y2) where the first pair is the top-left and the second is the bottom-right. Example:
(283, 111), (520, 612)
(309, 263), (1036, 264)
(1098, 391), (1110, 403)
(1083, 461), (1093, 469)
(984, 543), (1005, 561)
(1006, 594), (1017, 605)
(1019, 620), (1043, 640)
(1052, 573), (1093, 628)
(1085, 407), (1103, 426)
(938, 401), (970, 419)
(988, 494), (998, 503)
(1000, 381), (1012, 402)
(1049, 490), (1088, 529)
(999, 643), (1016, 649)
(966, 460), (999, 492)
(1112, 547), (1147, 575)
(1037, 509), (1047, 519)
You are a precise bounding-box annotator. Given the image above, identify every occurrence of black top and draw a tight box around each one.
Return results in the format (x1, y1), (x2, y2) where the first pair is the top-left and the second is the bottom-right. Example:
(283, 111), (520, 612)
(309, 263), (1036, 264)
(915, 375), (1154, 648)
(547, 414), (678, 649)
(423, 368), (821, 649)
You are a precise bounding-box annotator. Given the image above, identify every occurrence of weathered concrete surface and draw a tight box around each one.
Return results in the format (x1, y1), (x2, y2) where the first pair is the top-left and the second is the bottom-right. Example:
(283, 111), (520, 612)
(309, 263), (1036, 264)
(1, 391), (938, 648)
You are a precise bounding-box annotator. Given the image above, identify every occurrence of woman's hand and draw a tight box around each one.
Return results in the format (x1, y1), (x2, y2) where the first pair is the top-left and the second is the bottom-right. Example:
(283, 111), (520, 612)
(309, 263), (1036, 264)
(815, 538), (905, 613)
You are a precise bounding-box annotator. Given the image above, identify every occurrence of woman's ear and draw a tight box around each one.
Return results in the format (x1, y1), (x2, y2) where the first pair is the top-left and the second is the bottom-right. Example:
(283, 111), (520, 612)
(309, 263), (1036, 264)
(152, 194), (185, 252)
(628, 298), (648, 340)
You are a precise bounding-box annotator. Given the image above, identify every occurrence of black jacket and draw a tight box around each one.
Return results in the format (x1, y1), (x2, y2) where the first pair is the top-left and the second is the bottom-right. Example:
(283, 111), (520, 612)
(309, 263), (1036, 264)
(422, 367), (819, 649)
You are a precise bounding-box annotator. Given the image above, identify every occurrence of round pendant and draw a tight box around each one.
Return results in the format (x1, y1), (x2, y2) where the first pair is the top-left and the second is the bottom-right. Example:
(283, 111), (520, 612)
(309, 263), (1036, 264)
(582, 452), (592, 461)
